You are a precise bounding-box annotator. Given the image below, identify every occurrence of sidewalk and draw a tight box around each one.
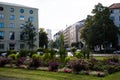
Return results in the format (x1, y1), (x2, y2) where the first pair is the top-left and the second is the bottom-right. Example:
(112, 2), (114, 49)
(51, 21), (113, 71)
(91, 54), (120, 56)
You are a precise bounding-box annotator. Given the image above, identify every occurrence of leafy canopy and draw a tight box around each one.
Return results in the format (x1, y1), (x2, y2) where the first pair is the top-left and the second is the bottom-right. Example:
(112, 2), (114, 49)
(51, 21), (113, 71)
(80, 3), (119, 50)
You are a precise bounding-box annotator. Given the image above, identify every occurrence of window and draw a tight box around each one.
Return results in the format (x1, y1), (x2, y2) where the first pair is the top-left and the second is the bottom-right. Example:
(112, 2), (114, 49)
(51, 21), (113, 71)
(28, 16), (34, 22)
(0, 44), (4, 49)
(0, 7), (3, 11)
(10, 15), (15, 20)
(10, 8), (14, 12)
(0, 31), (4, 39)
(20, 24), (24, 29)
(0, 14), (4, 19)
(20, 32), (24, 40)
(0, 23), (4, 28)
(20, 44), (25, 49)
(110, 10), (114, 14)
(29, 10), (33, 14)
(20, 16), (24, 20)
(9, 32), (15, 40)
(9, 44), (15, 50)
(20, 9), (24, 13)
(9, 23), (14, 28)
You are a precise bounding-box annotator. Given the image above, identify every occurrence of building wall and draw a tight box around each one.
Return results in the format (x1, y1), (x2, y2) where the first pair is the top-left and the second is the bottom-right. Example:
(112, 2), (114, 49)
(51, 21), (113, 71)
(109, 4), (120, 45)
(46, 29), (52, 41)
(63, 20), (85, 48)
(53, 31), (62, 41)
(0, 2), (39, 51)
(110, 9), (120, 28)
(63, 26), (71, 48)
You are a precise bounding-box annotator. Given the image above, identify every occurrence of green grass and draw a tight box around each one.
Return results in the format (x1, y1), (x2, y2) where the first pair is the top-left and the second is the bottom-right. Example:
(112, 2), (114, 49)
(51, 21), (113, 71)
(93, 56), (120, 60)
(93, 56), (105, 60)
(0, 67), (120, 80)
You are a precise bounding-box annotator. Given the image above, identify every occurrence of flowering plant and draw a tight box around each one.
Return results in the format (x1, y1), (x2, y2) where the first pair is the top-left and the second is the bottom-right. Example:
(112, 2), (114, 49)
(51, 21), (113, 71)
(16, 57), (26, 67)
(64, 69), (72, 73)
(48, 60), (59, 72)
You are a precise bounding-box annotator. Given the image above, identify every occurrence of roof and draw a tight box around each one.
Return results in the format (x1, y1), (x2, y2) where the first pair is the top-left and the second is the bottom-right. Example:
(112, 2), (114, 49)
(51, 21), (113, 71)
(0, 2), (38, 9)
(109, 3), (120, 9)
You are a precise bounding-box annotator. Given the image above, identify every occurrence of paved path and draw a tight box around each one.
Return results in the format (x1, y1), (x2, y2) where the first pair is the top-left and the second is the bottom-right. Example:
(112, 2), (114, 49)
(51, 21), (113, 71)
(92, 54), (120, 56)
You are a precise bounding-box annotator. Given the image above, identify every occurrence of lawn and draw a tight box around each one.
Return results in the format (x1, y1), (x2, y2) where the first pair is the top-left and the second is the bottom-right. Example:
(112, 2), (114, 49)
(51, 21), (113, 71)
(0, 68), (120, 80)
(93, 55), (120, 60)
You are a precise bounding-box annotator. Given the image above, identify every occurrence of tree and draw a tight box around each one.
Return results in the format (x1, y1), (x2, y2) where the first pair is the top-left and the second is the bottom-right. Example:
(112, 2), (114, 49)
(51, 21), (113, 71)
(53, 38), (59, 49)
(22, 20), (37, 50)
(58, 33), (66, 62)
(80, 3), (119, 50)
(39, 28), (48, 48)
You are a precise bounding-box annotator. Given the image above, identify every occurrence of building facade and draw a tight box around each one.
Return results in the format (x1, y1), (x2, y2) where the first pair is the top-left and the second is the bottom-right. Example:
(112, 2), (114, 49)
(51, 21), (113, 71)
(46, 29), (52, 41)
(53, 30), (62, 41)
(109, 3), (120, 45)
(0, 2), (39, 51)
(63, 26), (71, 48)
(63, 20), (85, 48)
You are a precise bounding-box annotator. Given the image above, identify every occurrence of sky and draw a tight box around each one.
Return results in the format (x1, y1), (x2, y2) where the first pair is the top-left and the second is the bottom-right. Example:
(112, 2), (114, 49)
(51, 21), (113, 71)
(0, 0), (119, 36)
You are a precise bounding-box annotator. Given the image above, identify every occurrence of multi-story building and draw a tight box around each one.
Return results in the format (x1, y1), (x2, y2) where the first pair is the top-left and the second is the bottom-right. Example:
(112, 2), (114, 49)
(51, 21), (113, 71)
(46, 29), (52, 41)
(0, 2), (39, 51)
(53, 30), (62, 41)
(63, 20), (85, 48)
(69, 20), (84, 47)
(109, 3), (120, 45)
(63, 26), (71, 48)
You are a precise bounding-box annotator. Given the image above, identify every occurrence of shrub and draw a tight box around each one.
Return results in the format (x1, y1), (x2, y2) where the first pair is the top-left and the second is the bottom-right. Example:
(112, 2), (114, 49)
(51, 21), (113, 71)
(32, 54), (40, 59)
(8, 54), (16, 60)
(28, 57), (40, 69)
(107, 65), (120, 74)
(6, 50), (16, 56)
(92, 62), (105, 71)
(65, 56), (71, 63)
(48, 60), (59, 72)
(42, 53), (51, 61)
(16, 57), (26, 67)
(71, 47), (77, 55)
(75, 51), (83, 58)
(67, 59), (89, 73)
(19, 50), (29, 57)
(81, 48), (90, 59)
(15, 53), (20, 60)
(28, 50), (37, 57)
(0, 57), (12, 67)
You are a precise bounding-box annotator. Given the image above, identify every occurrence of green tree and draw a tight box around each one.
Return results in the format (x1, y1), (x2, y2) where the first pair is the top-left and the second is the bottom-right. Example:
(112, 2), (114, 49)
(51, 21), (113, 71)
(22, 20), (37, 50)
(39, 28), (48, 49)
(58, 33), (66, 62)
(80, 3), (119, 50)
(53, 38), (59, 49)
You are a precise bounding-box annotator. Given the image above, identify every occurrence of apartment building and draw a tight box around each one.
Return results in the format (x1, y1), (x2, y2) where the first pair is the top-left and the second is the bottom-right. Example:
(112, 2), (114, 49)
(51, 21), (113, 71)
(46, 29), (52, 41)
(70, 20), (84, 47)
(63, 26), (71, 48)
(53, 31), (62, 41)
(0, 2), (39, 51)
(63, 20), (85, 48)
(109, 3), (120, 45)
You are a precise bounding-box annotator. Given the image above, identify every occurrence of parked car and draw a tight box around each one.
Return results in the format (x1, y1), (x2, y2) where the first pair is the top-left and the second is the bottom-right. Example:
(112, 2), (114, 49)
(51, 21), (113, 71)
(113, 50), (120, 54)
